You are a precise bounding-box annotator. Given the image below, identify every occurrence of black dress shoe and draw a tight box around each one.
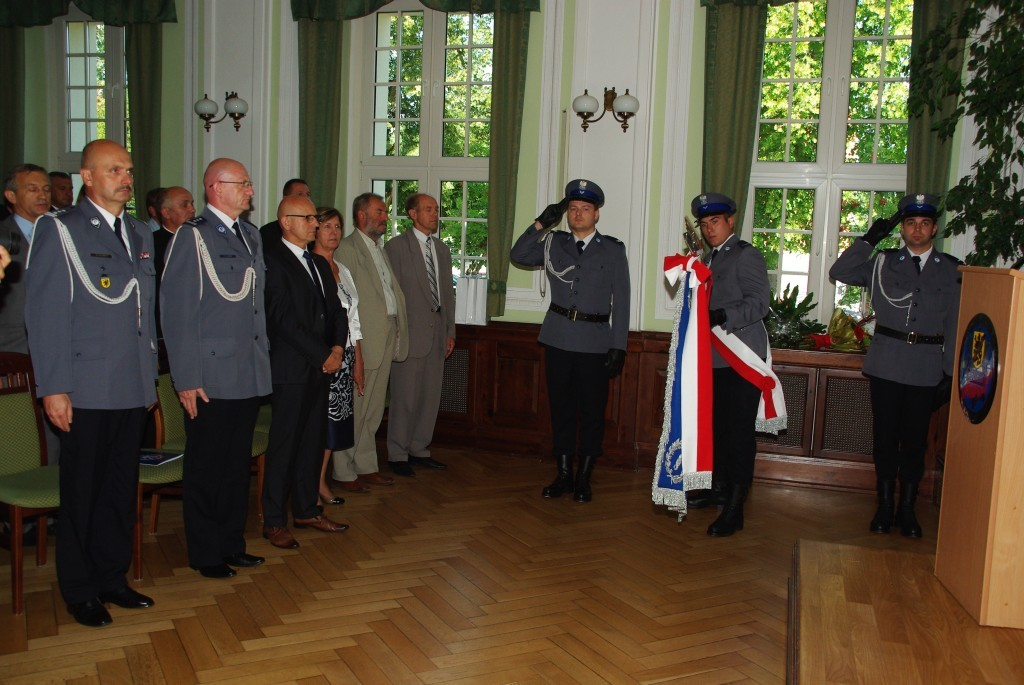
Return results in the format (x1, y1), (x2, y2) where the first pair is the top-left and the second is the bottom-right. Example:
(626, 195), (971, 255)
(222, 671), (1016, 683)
(194, 563), (237, 579)
(409, 456), (447, 470)
(223, 552), (265, 568)
(388, 461), (415, 477)
(319, 496), (345, 505)
(68, 598), (113, 627)
(98, 586), (154, 609)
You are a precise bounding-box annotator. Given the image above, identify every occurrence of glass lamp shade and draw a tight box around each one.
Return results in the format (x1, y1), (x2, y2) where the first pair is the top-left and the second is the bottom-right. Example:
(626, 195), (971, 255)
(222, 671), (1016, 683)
(613, 90), (640, 115)
(572, 90), (600, 115)
(225, 96), (248, 115)
(193, 96), (218, 117)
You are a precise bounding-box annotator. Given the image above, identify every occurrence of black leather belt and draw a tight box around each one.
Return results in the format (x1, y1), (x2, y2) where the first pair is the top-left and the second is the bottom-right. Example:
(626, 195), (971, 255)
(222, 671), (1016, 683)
(876, 324), (944, 345)
(549, 303), (609, 323)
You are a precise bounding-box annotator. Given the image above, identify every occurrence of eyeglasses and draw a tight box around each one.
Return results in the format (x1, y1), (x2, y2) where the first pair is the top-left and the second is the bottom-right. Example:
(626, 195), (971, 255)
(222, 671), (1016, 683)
(285, 214), (322, 223)
(219, 180), (254, 189)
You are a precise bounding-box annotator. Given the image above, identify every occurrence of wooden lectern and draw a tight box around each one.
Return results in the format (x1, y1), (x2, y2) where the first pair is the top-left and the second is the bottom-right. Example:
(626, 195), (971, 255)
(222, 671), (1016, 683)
(935, 266), (1024, 628)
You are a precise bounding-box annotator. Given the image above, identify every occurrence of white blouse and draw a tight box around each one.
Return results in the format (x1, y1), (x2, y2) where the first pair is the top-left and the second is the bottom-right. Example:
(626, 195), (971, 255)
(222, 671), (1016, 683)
(333, 258), (363, 348)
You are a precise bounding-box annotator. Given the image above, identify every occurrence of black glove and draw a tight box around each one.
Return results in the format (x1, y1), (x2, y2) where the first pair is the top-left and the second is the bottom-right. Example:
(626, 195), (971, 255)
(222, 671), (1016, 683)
(709, 309), (727, 327)
(863, 212), (903, 247)
(535, 200), (568, 230)
(605, 349), (626, 379)
(933, 374), (953, 412)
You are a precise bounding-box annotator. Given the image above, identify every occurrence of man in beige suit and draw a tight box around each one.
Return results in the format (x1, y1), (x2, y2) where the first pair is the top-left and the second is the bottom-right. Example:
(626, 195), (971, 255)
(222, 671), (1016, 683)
(333, 193), (408, 490)
(384, 194), (456, 476)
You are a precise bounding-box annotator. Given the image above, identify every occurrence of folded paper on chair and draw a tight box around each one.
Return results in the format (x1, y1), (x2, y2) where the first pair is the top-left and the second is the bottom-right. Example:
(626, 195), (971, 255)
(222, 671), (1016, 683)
(139, 450), (183, 466)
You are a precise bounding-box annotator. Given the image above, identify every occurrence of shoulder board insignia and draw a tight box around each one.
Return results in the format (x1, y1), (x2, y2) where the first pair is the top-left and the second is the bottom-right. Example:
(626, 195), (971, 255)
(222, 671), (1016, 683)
(602, 235), (623, 245)
(184, 216), (206, 227)
(48, 207), (74, 218)
(881, 248), (899, 255)
(939, 252), (963, 266)
(736, 239), (752, 248)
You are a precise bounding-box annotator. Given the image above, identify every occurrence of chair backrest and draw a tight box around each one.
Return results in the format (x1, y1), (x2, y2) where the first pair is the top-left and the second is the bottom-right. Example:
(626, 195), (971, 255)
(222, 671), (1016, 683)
(0, 352), (46, 474)
(155, 373), (187, 453)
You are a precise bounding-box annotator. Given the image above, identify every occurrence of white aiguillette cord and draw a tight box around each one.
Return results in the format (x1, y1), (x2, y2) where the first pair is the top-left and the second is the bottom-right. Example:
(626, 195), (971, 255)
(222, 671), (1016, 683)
(871, 253), (913, 326)
(54, 216), (141, 329)
(536, 226), (575, 298)
(192, 228), (256, 305)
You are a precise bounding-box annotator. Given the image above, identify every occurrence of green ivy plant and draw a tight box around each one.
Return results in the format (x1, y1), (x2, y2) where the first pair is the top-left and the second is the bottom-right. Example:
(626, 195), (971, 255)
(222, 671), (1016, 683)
(765, 285), (826, 350)
(909, 0), (1024, 265)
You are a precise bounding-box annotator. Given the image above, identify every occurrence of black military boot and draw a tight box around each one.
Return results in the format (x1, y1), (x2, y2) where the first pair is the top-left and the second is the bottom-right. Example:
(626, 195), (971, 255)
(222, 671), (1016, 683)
(541, 455), (573, 498)
(896, 480), (922, 538)
(573, 455), (596, 503)
(687, 480), (728, 509)
(869, 479), (896, 533)
(707, 484), (748, 537)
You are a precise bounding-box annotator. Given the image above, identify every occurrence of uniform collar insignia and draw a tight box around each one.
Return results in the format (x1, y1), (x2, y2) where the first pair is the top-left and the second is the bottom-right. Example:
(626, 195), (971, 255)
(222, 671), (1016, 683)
(90, 217), (101, 227)
(217, 225), (226, 233)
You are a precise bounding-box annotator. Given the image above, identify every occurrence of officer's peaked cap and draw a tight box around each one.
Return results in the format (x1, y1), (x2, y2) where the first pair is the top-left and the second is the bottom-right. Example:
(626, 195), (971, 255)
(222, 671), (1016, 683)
(898, 193), (941, 220)
(691, 193), (736, 219)
(563, 179), (604, 208)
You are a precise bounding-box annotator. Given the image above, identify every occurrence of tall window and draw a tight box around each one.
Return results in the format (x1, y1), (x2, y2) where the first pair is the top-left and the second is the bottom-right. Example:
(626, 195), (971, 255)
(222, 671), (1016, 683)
(362, 1), (492, 279)
(56, 16), (128, 196)
(748, 0), (912, 321)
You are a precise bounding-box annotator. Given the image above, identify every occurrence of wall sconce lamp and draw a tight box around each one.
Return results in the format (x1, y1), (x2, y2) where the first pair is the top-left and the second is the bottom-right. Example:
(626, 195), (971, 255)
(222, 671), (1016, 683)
(193, 91), (249, 132)
(572, 87), (640, 133)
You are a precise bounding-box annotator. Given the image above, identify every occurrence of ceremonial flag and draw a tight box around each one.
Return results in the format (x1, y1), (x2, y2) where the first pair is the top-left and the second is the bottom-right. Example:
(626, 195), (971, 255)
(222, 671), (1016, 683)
(652, 254), (714, 517)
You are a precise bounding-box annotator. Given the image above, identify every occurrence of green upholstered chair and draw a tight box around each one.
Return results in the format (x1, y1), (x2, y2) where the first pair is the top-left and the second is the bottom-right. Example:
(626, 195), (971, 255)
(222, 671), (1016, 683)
(0, 352), (60, 614)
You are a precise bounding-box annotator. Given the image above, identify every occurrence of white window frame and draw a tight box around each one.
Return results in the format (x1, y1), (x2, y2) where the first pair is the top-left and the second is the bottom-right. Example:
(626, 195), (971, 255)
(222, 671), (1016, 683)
(51, 7), (128, 182)
(744, 0), (910, 322)
(357, 0), (491, 278)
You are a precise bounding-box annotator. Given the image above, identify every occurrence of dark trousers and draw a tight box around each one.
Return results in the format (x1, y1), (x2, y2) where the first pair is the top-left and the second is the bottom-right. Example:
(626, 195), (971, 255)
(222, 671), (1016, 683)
(56, 406), (147, 604)
(712, 366), (761, 486)
(182, 396), (260, 567)
(543, 345), (610, 457)
(868, 376), (934, 483)
(262, 378), (327, 526)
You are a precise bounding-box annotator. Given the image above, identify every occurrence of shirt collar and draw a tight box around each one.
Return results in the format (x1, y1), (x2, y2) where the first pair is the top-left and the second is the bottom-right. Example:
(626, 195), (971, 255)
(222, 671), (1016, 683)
(12, 213), (34, 242)
(207, 205), (239, 230)
(280, 237), (307, 261)
(86, 197), (125, 232)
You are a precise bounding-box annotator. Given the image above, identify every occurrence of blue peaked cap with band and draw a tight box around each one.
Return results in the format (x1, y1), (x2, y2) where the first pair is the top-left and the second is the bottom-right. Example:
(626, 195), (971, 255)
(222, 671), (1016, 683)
(691, 192), (736, 219)
(897, 193), (941, 220)
(562, 179), (605, 208)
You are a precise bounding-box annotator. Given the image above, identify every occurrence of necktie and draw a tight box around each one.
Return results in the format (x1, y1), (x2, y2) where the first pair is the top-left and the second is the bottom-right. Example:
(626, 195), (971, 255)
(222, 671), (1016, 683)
(912, 255), (922, 274)
(302, 250), (323, 295)
(113, 216), (129, 255)
(707, 248), (719, 266)
(576, 240), (585, 255)
(231, 222), (249, 252)
(425, 238), (440, 310)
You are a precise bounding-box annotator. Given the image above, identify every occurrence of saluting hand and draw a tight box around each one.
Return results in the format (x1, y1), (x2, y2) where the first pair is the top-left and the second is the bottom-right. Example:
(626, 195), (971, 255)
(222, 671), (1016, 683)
(863, 212), (903, 247)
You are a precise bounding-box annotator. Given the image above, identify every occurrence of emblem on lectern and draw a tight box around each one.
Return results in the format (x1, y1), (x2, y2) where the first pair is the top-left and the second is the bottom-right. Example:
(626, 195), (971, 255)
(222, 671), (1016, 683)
(958, 313), (998, 424)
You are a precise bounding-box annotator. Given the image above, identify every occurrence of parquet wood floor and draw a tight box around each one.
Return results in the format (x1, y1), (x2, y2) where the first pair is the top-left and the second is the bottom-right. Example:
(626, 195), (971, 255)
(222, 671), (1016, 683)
(0, 448), (940, 684)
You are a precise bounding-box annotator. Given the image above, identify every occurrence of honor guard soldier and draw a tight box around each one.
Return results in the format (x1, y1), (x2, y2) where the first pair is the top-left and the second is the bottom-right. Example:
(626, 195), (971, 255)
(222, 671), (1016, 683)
(510, 179), (630, 503)
(691, 193), (771, 537)
(25, 140), (159, 627)
(830, 193), (962, 538)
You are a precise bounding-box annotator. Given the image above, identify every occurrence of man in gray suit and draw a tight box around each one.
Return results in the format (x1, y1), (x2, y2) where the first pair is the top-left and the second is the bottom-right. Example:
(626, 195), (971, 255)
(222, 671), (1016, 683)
(830, 193), (961, 538)
(692, 193), (771, 537)
(161, 158), (272, 578)
(333, 193), (408, 490)
(1, 163), (51, 353)
(510, 179), (630, 504)
(26, 139), (158, 627)
(384, 193), (455, 476)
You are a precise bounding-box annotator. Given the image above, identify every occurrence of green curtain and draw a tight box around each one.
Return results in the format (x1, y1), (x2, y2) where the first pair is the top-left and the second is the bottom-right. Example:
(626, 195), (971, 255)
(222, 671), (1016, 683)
(125, 23), (163, 215)
(298, 18), (346, 206)
(906, 0), (969, 200)
(700, 2), (769, 221)
(485, 7), (531, 317)
(0, 28), (25, 177)
(0, 0), (175, 27)
(291, 0), (538, 18)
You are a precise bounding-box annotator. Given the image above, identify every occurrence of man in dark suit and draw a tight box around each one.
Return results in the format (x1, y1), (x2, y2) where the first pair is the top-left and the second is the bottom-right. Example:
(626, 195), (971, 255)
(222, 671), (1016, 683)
(384, 193), (456, 475)
(830, 193), (961, 538)
(691, 193), (771, 537)
(152, 186), (195, 339)
(1, 163), (51, 353)
(161, 159), (271, 578)
(25, 139), (159, 627)
(510, 179), (630, 504)
(259, 178), (310, 246)
(262, 195), (349, 549)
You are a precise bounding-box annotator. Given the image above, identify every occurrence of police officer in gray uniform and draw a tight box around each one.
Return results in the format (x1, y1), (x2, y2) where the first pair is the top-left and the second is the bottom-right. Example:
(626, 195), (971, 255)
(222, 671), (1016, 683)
(690, 193), (771, 537)
(830, 193), (961, 538)
(161, 158), (272, 578)
(25, 140), (158, 627)
(511, 179), (630, 503)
